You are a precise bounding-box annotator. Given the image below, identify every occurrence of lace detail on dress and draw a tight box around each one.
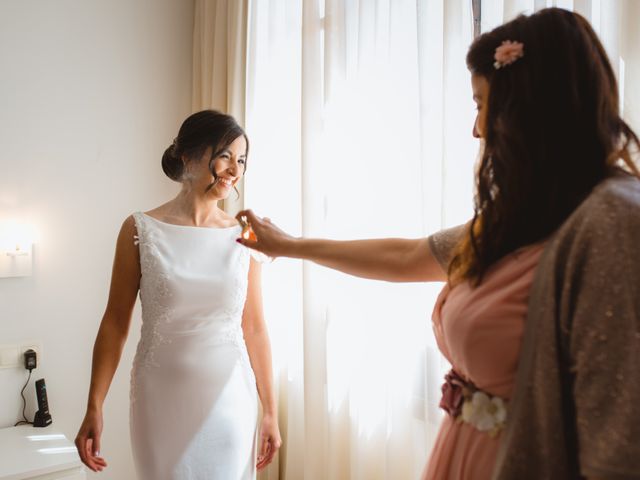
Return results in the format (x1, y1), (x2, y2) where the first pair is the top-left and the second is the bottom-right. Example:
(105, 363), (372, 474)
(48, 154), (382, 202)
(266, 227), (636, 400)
(428, 223), (467, 270)
(134, 213), (173, 366)
(219, 246), (251, 321)
(130, 212), (173, 405)
(218, 247), (252, 369)
(210, 327), (245, 347)
(222, 327), (252, 371)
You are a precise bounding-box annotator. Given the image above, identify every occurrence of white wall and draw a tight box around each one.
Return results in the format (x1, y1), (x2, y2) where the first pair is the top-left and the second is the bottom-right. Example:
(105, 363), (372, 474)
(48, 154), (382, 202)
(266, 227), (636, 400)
(0, 1), (194, 478)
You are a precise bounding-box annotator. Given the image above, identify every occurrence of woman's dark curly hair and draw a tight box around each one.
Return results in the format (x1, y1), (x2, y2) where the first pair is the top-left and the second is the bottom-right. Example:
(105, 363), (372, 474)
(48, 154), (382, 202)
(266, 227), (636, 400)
(449, 8), (640, 285)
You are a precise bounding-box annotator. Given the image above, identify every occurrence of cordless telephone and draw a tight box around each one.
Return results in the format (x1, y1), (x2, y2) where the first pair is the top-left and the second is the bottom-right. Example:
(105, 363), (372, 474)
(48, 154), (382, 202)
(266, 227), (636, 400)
(33, 378), (52, 427)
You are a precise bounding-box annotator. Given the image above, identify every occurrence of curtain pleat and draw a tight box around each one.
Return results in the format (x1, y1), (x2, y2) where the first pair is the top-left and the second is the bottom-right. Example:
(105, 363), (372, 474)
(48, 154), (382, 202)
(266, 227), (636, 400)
(192, 0), (248, 214)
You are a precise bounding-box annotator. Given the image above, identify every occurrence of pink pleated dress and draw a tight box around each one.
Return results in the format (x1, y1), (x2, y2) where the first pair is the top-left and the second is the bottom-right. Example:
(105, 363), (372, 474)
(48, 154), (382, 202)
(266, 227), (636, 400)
(422, 243), (545, 479)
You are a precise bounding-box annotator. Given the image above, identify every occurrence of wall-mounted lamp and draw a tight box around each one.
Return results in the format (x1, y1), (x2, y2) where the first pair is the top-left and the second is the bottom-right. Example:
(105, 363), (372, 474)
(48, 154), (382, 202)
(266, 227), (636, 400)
(0, 220), (37, 278)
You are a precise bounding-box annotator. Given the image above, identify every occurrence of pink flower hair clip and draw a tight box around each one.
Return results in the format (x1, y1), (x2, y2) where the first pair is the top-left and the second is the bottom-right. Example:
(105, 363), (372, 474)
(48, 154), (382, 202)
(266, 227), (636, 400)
(493, 40), (524, 69)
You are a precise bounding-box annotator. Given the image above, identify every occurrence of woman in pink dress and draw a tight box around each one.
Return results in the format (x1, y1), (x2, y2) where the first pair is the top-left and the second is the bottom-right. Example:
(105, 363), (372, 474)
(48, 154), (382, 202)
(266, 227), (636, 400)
(235, 8), (640, 480)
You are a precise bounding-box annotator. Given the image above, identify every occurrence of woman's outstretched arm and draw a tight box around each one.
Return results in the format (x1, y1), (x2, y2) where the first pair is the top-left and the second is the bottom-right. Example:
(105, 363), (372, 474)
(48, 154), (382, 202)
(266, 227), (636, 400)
(236, 209), (461, 283)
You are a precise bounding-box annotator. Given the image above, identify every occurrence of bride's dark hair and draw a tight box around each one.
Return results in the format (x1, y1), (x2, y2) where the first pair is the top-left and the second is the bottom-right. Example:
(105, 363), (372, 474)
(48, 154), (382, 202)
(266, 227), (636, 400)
(449, 8), (640, 285)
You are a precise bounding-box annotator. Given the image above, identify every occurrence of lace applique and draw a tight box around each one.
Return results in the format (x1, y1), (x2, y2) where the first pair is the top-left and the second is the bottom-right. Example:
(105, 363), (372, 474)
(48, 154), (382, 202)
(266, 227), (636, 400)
(213, 247), (252, 369)
(210, 328), (245, 347)
(217, 327), (252, 371)
(218, 246), (251, 321)
(130, 212), (173, 404)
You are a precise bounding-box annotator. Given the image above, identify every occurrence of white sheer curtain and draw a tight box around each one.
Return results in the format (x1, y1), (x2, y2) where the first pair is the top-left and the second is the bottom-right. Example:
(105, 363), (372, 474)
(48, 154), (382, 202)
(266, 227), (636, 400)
(245, 1), (475, 479)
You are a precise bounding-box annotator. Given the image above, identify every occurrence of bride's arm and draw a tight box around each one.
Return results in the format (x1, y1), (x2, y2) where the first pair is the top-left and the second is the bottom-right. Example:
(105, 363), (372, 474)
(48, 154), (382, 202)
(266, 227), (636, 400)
(241, 259), (281, 470)
(75, 216), (140, 472)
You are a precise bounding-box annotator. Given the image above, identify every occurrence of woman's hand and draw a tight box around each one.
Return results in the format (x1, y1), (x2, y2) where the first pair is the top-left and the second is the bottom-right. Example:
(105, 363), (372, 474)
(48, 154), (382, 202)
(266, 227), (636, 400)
(256, 413), (282, 471)
(75, 408), (108, 472)
(236, 209), (297, 258)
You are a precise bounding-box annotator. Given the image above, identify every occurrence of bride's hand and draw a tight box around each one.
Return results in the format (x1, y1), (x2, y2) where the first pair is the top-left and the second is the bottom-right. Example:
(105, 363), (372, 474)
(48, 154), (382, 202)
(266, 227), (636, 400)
(235, 209), (296, 258)
(75, 408), (108, 472)
(256, 413), (282, 470)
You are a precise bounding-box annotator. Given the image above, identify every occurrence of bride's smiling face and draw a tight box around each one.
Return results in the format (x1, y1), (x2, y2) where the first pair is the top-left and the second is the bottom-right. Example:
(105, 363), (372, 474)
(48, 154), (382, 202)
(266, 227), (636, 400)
(183, 135), (248, 199)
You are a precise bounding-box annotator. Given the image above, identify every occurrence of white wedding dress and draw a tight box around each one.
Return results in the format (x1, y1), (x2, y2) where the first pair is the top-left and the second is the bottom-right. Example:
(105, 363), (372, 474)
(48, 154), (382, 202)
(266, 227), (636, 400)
(129, 212), (258, 480)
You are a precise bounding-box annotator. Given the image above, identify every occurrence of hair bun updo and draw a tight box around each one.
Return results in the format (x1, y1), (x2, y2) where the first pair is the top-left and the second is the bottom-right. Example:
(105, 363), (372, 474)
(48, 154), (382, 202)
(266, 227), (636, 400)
(161, 140), (184, 181)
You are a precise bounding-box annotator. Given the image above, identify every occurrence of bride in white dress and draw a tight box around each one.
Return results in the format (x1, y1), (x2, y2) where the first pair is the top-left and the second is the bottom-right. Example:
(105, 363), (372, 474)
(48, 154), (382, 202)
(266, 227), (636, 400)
(75, 110), (281, 479)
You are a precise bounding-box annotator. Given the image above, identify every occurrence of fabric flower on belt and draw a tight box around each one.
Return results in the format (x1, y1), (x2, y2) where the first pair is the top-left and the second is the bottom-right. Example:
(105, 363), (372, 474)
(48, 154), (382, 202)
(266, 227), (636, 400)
(439, 370), (468, 418)
(461, 391), (507, 437)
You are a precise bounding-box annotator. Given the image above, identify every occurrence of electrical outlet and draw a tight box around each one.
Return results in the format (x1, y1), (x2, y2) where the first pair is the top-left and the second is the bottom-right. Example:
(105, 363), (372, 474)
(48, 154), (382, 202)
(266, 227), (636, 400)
(20, 341), (43, 367)
(0, 340), (43, 368)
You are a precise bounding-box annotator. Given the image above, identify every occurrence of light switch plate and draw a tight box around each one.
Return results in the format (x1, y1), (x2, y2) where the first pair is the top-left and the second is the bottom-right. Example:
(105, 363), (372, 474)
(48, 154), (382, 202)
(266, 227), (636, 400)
(0, 245), (33, 277)
(0, 345), (21, 368)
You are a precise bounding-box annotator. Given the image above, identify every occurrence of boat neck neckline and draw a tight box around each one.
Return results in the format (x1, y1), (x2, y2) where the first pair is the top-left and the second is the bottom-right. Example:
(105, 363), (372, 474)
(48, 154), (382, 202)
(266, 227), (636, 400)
(140, 212), (241, 231)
